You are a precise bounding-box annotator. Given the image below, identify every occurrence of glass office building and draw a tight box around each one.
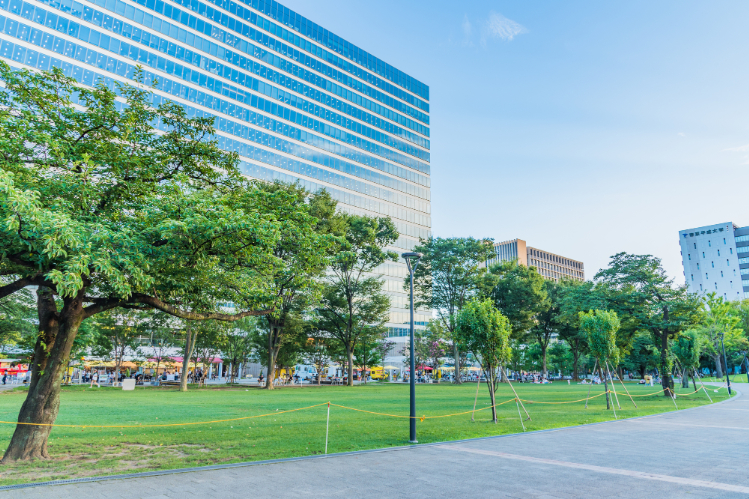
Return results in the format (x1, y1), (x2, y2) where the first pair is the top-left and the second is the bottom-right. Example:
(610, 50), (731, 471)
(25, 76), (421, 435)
(0, 0), (431, 358)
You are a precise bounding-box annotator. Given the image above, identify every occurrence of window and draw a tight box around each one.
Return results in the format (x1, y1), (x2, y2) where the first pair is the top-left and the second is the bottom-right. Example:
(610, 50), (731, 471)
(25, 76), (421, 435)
(691, 274), (694, 281)
(736, 235), (749, 242)
(688, 254), (691, 260)
(712, 261), (714, 268)
(697, 263), (700, 269)
(700, 284), (703, 290)
(730, 281), (733, 288)
(694, 243), (697, 249)
(718, 250), (721, 256)
(721, 271), (724, 277)
(715, 282), (718, 290)
(703, 252), (705, 258)
(709, 240), (711, 247)
(724, 238), (726, 244)
(731, 248), (734, 254)
(706, 273), (708, 279)
(728, 259), (730, 266)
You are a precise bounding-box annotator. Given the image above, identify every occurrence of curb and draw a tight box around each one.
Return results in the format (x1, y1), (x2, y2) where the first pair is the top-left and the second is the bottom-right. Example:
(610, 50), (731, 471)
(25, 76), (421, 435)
(0, 386), (741, 491)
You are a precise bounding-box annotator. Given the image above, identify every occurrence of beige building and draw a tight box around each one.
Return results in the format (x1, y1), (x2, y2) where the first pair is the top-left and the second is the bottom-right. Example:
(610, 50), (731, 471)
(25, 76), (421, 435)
(487, 239), (585, 282)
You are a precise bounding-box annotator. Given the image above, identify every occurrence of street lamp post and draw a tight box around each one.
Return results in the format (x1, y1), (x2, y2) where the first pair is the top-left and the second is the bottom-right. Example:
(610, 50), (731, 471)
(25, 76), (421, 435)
(719, 331), (731, 395)
(402, 251), (423, 444)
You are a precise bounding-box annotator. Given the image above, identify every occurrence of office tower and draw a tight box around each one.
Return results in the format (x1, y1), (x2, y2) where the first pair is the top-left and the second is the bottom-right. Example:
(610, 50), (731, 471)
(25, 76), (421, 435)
(0, 0), (431, 357)
(488, 238), (585, 282)
(679, 223), (749, 301)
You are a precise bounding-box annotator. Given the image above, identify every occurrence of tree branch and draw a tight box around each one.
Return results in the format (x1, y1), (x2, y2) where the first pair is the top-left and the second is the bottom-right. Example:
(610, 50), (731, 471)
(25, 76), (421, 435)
(83, 294), (272, 321)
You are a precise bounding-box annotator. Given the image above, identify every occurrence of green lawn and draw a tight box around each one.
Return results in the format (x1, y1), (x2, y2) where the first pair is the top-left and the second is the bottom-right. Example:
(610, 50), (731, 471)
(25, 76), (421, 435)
(0, 381), (732, 485)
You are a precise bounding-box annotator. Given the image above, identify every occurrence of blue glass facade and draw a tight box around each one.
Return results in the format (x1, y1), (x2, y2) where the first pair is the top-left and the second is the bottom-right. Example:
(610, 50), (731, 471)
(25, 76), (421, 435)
(0, 0), (431, 347)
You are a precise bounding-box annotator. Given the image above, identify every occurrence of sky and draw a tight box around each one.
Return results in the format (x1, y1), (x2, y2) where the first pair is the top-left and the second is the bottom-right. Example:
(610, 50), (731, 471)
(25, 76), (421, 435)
(277, 0), (749, 283)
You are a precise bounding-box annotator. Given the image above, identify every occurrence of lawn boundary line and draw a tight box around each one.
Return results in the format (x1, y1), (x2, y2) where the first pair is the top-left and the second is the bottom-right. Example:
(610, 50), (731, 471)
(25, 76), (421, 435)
(0, 386), (740, 491)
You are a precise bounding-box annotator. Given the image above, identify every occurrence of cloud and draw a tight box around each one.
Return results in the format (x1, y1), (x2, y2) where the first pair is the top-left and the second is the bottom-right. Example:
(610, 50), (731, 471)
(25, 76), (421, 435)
(461, 15), (473, 46)
(724, 143), (749, 164)
(724, 143), (749, 152)
(677, 132), (685, 137)
(481, 12), (527, 45)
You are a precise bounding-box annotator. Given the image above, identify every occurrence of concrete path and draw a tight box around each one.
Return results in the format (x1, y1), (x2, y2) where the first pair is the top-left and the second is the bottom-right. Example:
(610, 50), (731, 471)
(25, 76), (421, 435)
(4, 384), (749, 498)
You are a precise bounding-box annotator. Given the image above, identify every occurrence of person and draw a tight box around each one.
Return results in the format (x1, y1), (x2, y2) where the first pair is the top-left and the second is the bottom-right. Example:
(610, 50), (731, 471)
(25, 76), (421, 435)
(2, 372), (6, 385)
(90, 371), (100, 388)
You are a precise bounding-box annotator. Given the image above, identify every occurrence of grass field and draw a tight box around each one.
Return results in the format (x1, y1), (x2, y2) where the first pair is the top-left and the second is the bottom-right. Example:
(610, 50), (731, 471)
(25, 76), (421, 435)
(0, 381), (733, 486)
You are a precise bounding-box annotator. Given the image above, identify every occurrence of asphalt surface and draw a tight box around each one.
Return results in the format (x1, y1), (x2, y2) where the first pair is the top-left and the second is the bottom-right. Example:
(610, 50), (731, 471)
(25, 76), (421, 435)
(3, 383), (748, 498)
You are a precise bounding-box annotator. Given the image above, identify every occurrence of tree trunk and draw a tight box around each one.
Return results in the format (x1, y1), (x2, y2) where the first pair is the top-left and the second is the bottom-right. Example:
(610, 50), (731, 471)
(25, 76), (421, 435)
(713, 353), (723, 379)
(599, 366), (610, 410)
(179, 322), (197, 392)
(659, 332), (674, 396)
(541, 343), (548, 378)
(453, 343), (461, 384)
(486, 367), (497, 423)
(346, 345), (354, 387)
(681, 367), (690, 388)
(572, 352), (580, 381)
(3, 290), (84, 462)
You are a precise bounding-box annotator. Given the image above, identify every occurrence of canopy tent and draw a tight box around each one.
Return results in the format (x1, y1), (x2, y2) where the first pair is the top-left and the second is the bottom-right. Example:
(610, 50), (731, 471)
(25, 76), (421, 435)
(148, 356), (222, 364)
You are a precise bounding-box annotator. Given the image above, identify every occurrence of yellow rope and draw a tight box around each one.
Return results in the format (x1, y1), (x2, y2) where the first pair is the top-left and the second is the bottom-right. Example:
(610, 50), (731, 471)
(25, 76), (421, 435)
(0, 403), (329, 428)
(331, 397), (517, 420)
(518, 391), (608, 405)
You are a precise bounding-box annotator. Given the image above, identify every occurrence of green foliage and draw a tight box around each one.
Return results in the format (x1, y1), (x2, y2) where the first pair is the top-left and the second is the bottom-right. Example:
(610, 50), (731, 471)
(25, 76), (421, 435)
(579, 309), (621, 365)
(620, 332), (659, 378)
(671, 329), (702, 372)
(410, 237), (495, 335)
(486, 260), (547, 339)
(455, 299), (512, 369)
(315, 214), (397, 386)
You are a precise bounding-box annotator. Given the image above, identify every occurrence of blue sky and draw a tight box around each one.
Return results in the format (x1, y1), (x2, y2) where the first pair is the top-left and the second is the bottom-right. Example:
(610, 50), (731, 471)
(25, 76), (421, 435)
(278, 0), (749, 283)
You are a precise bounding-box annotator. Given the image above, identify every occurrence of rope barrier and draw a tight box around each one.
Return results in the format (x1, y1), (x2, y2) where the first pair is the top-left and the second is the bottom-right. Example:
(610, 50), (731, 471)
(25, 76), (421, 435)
(0, 384), (726, 428)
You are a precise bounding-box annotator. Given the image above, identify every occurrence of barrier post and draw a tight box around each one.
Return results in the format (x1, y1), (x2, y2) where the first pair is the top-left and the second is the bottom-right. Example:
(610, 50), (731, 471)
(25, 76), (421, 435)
(695, 369), (713, 403)
(325, 402), (330, 455)
(605, 362), (621, 410)
(585, 359), (598, 409)
(514, 398), (526, 431)
(471, 369), (482, 422)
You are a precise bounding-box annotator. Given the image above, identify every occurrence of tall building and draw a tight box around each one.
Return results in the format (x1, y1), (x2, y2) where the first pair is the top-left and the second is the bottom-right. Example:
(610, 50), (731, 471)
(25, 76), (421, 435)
(678, 223), (749, 301)
(487, 238), (585, 282)
(0, 0), (431, 358)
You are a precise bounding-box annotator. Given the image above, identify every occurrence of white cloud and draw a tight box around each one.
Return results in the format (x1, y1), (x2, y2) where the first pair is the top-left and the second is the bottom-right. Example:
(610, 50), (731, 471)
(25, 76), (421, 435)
(481, 12), (527, 45)
(461, 15), (473, 46)
(724, 143), (749, 152)
(724, 143), (749, 164)
(677, 132), (685, 137)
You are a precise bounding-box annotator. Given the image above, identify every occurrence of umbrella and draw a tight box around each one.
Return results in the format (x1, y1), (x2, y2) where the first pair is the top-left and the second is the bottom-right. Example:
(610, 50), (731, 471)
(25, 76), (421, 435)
(383, 365), (401, 370)
(467, 366), (482, 371)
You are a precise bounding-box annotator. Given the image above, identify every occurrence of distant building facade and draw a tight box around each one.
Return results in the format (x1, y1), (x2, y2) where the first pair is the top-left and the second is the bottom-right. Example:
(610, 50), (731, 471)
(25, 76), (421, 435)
(679, 222), (749, 301)
(487, 238), (585, 282)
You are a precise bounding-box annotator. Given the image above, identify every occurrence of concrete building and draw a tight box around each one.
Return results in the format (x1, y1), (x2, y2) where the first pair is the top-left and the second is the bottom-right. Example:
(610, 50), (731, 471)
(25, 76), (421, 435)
(487, 239), (585, 282)
(0, 0), (431, 366)
(678, 222), (749, 301)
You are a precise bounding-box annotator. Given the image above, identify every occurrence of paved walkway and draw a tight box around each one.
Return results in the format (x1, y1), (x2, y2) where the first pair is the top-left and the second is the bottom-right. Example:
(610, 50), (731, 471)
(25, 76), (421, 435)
(4, 384), (749, 498)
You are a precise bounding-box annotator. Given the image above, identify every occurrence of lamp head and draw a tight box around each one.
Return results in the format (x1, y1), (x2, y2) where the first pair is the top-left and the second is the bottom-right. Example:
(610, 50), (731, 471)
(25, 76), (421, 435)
(402, 252), (423, 273)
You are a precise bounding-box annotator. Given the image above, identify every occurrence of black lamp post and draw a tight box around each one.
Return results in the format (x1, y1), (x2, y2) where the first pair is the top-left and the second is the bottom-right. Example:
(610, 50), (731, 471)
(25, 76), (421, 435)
(402, 251), (423, 443)
(719, 331), (731, 395)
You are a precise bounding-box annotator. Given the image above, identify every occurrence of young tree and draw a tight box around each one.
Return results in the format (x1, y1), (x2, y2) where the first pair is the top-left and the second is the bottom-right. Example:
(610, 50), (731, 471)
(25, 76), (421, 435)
(455, 299), (512, 423)
(698, 293), (742, 378)
(671, 330), (702, 389)
(595, 253), (700, 396)
(409, 238), (494, 384)
(0, 66), (289, 461)
(316, 215), (397, 386)
(579, 309), (621, 409)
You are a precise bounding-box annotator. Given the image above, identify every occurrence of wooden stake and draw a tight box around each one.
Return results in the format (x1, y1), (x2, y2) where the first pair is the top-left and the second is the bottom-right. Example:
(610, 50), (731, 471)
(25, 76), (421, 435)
(609, 360), (637, 408)
(471, 368), (482, 422)
(501, 367), (531, 421)
(585, 359), (598, 409)
(605, 361), (621, 409)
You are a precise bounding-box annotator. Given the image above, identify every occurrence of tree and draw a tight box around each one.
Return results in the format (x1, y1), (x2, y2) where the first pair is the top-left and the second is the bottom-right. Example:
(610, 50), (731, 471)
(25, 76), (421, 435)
(222, 318), (258, 383)
(256, 182), (341, 389)
(698, 293), (742, 378)
(671, 329), (702, 389)
(90, 311), (142, 385)
(620, 332), (659, 380)
(0, 65), (291, 461)
(409, 238), (494, 384)
(455, 299), (512, 423)
(595, 253), (700, 396)
(486, 261), (547, 341)
(304, 331), (338, 386)
(530, 280), (564, 378)
(315, 215), (397, 386)
(579, 309), (621, 409)
(0, 287), (34, 354)
(354, 331), (387, 383)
